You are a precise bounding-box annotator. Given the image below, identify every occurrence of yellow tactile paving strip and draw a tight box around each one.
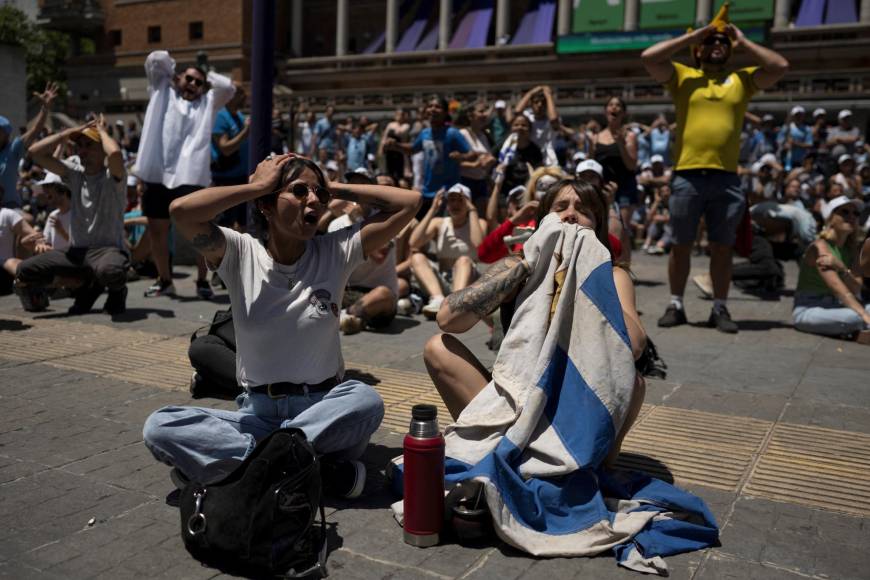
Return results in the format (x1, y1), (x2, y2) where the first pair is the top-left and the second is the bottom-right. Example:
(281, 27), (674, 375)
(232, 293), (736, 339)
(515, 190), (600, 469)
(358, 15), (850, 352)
(744, 423), (870, 517)
(1, 314), (868, 517)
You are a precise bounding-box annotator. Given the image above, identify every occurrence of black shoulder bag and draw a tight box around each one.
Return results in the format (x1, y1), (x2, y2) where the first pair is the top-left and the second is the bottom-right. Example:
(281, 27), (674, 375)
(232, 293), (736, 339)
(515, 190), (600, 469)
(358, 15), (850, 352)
(179, 428), (328, 578)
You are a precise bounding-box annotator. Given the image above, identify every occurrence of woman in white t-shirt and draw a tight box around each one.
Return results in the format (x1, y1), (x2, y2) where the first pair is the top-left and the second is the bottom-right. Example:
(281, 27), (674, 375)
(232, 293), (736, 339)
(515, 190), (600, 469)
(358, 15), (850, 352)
(143, 154), (420, 498)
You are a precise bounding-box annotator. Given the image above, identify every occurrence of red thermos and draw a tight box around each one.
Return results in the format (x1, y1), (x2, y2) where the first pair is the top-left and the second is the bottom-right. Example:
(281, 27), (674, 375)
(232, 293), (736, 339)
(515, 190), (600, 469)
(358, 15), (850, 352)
(403, 404), (444, 547)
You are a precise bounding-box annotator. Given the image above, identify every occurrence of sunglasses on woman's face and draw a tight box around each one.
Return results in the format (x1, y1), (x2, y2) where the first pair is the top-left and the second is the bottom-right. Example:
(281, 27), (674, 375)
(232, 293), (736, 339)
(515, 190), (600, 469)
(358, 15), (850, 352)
(184, 74), (205, 87)
(281, 182), (331, 205)
(835, 209), (860, 218)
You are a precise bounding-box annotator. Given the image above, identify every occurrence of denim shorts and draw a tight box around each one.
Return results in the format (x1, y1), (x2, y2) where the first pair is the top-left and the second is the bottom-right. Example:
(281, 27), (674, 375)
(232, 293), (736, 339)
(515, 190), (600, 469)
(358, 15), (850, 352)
(669, 170), (745, 245)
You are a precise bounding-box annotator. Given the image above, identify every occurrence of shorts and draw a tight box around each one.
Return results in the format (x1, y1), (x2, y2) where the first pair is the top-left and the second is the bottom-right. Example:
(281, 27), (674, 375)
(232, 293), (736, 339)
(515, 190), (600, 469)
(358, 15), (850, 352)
(342, 286), (396, 329)
(669, 170), (745, 246)
(615, 179), (639, 208)
(142, 183), (201, 219)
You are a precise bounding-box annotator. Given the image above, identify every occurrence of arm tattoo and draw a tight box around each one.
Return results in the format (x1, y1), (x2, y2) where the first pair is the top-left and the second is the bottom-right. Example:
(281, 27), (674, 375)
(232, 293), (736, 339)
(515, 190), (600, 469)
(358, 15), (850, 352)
(191, 222), (225, 253)
(445, 256), (529, 318)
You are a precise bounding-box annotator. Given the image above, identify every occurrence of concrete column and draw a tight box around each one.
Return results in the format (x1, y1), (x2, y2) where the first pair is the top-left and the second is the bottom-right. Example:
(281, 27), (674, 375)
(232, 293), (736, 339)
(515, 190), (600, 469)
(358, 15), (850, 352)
(495, 0), (509, 43)
(557, 0), (571, 36)
(336, 0), (348, 56)
(386, 0), (398, 53)
(861, 0), (870, 24)
(439, 0), (451, 50)
(291, 0), (302, 57)
(624, 0), (639, 32)
(774, 0), (791, 28)
(696, 0), (712, 24)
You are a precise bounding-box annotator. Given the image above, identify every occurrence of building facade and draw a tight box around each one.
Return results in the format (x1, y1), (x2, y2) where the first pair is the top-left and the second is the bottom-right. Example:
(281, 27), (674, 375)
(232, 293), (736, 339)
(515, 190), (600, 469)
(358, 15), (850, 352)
(39, 0), (870, 125)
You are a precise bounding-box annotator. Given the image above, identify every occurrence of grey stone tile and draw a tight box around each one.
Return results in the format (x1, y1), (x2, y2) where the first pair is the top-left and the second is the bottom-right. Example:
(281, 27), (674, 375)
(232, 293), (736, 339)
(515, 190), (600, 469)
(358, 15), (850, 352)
(793, 365), (870, 406)
(699, 554), (811, 579)
(325, 549), (425, 579)
(661, 384), (787, 421)
(781, 399), (870, 434)
(718, 497), (869, 580)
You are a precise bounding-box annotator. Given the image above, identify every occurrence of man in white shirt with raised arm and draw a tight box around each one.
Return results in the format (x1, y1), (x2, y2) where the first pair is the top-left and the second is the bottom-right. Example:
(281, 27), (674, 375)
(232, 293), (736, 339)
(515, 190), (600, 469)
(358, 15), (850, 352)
(135, 51), (235, 299)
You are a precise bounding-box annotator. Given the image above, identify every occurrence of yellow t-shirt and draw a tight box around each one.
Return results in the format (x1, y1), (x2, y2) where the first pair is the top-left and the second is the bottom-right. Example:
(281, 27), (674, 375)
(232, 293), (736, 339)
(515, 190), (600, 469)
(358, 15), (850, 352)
(667, 62), (759, 173)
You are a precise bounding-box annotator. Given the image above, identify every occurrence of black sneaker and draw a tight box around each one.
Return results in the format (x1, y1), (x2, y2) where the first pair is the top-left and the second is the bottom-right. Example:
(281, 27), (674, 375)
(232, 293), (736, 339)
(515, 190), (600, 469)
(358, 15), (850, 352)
(657, 304), (687, 328)
(708, 306), (739, 334)
(14, 283), (49, 312)
(196, 279), (214, 300)
(321, 459), (366, 499)
(68, 285), (103, 315)
(104, 286), (128, 315)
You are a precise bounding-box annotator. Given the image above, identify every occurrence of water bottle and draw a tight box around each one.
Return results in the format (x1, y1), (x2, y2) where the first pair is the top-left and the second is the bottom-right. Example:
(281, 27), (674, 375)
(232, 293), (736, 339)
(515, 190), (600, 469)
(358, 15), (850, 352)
(403, 404), (445, 547)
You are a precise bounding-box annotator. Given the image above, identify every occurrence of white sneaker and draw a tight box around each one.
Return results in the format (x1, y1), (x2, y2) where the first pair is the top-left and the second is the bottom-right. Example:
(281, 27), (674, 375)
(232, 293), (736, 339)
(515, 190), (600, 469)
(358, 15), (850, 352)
(692, 273), (713, 298)
(339, 309), (364, 335)
(421, 296), (444, 320)
(144, 280), (176, 298)
(396, 297), (413, 316)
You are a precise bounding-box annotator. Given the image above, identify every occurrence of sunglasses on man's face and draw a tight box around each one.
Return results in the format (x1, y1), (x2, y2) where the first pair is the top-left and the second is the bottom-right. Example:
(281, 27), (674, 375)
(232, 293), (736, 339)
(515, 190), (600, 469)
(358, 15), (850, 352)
(280, 182), (331, 205)
(702, 35), (731, 47)
(184, 74), (205, 87)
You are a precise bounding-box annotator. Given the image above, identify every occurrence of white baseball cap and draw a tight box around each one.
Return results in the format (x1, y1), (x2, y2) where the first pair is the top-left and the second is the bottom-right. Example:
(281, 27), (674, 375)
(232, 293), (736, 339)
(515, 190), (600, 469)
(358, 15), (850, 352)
(760, 153), (778, 167)
(575, 159), (603, 178)
(650, 154), (664, 165)
(37, 171), (64, 187)
(821, 195), (863, 220)
(507, 185), (526, 201)
(812, 108), (826, 118)
(838, 154), (854, 165)
(494, 100), (506, 110)
(838, 109), (853, 120)
(325, 160), (339, 172)
(762, 114), (775, 123)
(790, 105), (805, 116)
(641, 161), (653, 171)
(572, 151), (587, 163)
(446, 183), (472, 200)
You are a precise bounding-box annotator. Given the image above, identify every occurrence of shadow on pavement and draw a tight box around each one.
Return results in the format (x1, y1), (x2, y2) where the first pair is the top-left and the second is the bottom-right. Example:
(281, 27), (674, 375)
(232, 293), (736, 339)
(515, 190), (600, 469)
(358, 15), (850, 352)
(0, 318), (32, 331)
(736, 320), (792, 331)
(344, 369), (381, 386)
(370, 316), (421, 335)
(110, 307), (179, 322)
(613, 453), (675, 484)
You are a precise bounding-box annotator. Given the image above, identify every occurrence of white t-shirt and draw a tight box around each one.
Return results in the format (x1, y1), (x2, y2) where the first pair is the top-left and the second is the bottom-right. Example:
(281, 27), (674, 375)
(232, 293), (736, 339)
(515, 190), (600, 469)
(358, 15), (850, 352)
(43, 208), (71, 251)
(135, 51), (235, 189)
(0, 208), (22, 262)
(216, 224), (365, 388)
(328, 214), (398, 296)
(524, 111), (559, 167)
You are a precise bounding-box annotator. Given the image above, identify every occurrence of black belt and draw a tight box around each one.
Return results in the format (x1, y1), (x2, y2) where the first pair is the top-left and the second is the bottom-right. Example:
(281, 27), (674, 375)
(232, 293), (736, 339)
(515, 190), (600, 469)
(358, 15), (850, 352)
(249, 377), (339, 399)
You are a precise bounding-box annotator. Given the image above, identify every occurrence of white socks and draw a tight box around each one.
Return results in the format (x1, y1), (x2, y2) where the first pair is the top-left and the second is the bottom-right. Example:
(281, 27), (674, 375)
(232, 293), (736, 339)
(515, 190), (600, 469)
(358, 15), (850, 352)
(670, 295), (684, 310)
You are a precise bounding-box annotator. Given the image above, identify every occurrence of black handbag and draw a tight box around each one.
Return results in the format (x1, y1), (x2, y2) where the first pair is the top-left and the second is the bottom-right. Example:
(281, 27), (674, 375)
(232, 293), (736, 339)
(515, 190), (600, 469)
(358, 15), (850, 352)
(179, 428), (328, 578)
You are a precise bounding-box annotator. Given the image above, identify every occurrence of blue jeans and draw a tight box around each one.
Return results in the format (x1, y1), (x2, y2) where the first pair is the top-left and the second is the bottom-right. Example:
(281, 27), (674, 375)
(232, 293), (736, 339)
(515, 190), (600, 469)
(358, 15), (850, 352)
(143, 380), (384, 482)
(793, 293), (870, 337)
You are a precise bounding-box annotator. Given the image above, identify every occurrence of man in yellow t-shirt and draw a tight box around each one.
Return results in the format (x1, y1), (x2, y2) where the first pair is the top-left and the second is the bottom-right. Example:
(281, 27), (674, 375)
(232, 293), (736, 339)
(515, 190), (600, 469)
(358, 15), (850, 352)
(641, 24), (789, 334)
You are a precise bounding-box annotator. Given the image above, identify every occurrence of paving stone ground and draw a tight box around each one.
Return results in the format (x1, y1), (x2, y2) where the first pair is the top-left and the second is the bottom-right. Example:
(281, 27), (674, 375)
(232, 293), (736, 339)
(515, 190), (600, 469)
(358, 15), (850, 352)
(0, 253), (868, 579)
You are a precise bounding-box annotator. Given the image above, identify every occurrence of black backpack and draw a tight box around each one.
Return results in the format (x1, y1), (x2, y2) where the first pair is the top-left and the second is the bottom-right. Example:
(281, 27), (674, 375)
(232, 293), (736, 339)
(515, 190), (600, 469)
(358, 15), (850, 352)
(179, 428), (328, 578)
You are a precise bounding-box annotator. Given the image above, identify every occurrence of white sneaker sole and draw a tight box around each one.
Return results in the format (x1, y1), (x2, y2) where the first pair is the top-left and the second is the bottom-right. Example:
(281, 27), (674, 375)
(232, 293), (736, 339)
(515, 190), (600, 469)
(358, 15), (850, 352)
(345, 460), (366, 499)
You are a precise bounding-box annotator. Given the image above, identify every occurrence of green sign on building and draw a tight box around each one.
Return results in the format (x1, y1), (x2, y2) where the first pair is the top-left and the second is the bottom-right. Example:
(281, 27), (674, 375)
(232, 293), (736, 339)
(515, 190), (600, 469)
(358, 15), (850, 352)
(713, 0), (774, 23)
(572, 0), (625, 33)
(639, 0), (697, 30)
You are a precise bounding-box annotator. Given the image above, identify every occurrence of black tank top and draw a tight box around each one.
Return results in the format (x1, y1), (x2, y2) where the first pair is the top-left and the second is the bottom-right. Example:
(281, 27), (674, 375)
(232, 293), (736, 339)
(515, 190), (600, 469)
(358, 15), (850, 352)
(595, 141), (636, 190)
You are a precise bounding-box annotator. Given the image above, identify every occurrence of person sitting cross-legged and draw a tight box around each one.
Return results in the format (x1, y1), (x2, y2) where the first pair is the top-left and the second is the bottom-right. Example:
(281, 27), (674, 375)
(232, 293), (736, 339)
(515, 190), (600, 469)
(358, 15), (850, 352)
(142, 154), (420, 498)
(410, 183), (488, 318)
(16, 117), (129, 315)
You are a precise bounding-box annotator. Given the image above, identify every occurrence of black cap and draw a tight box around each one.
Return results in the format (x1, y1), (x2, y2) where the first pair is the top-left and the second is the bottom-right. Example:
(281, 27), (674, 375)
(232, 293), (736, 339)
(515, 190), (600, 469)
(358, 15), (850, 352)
(412, 404), (437, 421)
